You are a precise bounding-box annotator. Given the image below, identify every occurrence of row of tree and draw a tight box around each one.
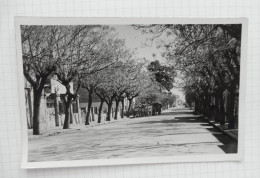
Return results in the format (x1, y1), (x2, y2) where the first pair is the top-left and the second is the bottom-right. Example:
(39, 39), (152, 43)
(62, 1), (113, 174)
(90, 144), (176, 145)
(135, 24), (241, 129)
(22, 25), (128, 134)
(21, 25), (176, 135)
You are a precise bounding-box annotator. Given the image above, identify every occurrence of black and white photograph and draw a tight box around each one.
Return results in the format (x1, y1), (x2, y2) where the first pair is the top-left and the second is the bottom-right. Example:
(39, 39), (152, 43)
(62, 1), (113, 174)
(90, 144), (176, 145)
(15, 18), (247, 168)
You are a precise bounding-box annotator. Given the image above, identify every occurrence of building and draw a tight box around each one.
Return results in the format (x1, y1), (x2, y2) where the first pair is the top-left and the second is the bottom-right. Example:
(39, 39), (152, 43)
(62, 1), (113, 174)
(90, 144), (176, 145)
(78, 88), (135, 124)
(25, 76), (80, 130)
(25, 76), (136, 129)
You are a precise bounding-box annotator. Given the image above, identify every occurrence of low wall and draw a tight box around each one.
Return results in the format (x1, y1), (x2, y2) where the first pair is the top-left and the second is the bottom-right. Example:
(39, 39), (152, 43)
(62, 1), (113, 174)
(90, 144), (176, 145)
(39, 105), (123, 131)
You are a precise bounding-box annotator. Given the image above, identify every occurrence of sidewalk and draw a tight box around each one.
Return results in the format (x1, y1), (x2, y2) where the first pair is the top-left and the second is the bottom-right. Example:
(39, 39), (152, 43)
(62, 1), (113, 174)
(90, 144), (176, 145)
(203, 116), (238, 141)
(28, 117), (132, 141)
(28, 124), (89, 140)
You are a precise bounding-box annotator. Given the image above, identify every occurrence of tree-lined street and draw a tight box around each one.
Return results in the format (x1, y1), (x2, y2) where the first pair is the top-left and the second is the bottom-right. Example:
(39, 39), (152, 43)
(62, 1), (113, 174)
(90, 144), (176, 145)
(28, 107), (237, 162)
(21, 24), (241, 161)
(22, 24), (241, 136)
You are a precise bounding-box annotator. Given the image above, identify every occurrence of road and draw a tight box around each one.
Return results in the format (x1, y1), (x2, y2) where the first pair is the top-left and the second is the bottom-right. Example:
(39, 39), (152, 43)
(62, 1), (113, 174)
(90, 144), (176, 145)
(28, 107), (237, 162)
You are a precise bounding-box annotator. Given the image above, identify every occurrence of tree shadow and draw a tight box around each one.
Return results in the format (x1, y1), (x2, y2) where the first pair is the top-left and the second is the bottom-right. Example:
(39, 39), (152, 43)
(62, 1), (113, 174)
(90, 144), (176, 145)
(131, 116), (203, 125)
(206, 128), (238, 153)
(130, 115), (238, 154)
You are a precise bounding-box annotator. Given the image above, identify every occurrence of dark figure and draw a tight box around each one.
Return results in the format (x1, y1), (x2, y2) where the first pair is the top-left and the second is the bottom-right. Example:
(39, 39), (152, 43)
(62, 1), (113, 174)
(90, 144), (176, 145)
(152, 103), (162, 116)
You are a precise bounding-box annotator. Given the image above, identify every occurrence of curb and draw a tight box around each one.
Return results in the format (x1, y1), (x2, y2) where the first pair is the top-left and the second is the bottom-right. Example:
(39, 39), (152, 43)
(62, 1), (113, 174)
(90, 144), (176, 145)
(201, 116), (238, 141)
(28, 128), (80, 141)
(28, 117), (131, 141)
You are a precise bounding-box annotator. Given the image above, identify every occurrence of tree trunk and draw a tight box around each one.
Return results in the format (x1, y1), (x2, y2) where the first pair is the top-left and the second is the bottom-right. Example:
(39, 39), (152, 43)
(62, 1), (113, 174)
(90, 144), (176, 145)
(70, 105), (74, 124)
(219, 93), (226, 126)
(62, 82), (75, 129)
(98, 100), (104, 123)
(121, 99), (124, 119)
(214, 94), (220, 122)
(114, 99), (120, 120)
(54, 94), (59, 126)
(60, 104), (64, 126)
(85, 92), (93, 125)
(63, 100), (71, 129)
(31, 75), (48, 135)
(152, 105), (156, 116)
(91, 108), (94, 121)
(76, 95), (81, 124)
(106, 101), (113, 121)
(228, 92), (235, 129)
(28, 88), (33, 129)
(202, 97), (206, 115)
(126, 98), (133, 117)
(32, 90), (41, 135)
(209, 95), (214, 119)
(128, 98), (133, 112)
(206, 95), (210, 116)
(194, 100), (198, 114)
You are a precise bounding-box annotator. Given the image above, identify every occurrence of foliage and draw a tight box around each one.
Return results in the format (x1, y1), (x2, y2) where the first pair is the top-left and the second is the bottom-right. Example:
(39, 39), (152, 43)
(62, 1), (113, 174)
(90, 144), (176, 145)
(134, 24), (241, 127)
(147, 60), (175, 91)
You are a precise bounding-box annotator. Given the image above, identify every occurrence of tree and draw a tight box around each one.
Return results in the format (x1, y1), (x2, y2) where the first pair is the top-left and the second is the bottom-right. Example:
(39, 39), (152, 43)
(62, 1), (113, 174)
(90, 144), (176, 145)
(93, 50), (136, 121)
(172, 24), (240, 127)
(94, 83), (115, 122)
(81, 34), (130, 124)
(21, 26), (61, 135)
(161, 93), (176, 109)
(124, 68), (150, 116)
(147, 60), (176, 91)
(112, 59), (144, 120)
(134, 24), (241, 128)
(134, 74), (161, 104)
(54, 25), (117, 129)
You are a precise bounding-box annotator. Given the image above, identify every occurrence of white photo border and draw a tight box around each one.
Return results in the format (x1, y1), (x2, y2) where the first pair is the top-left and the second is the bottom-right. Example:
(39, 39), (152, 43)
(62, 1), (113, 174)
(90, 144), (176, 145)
(14, 17), (248, 169)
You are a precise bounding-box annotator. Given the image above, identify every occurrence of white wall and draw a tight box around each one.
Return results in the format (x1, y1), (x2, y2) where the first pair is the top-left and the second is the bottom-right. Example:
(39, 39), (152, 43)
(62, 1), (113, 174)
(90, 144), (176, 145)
(50, 76), (73, 94)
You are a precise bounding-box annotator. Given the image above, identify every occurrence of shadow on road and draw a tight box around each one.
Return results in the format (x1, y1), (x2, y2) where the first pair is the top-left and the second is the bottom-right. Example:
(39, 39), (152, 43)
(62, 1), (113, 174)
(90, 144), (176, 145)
(130, 108), (238, 154)
(206, 128), (238, 153)
(160, 111), (194, 116)
(131, 116), (202, 124)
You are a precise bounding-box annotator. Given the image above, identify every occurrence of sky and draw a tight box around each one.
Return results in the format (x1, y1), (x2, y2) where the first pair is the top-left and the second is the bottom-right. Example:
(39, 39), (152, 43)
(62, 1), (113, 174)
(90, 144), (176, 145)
(111, 25), (161, 61)
(111, 25), (185, 102)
